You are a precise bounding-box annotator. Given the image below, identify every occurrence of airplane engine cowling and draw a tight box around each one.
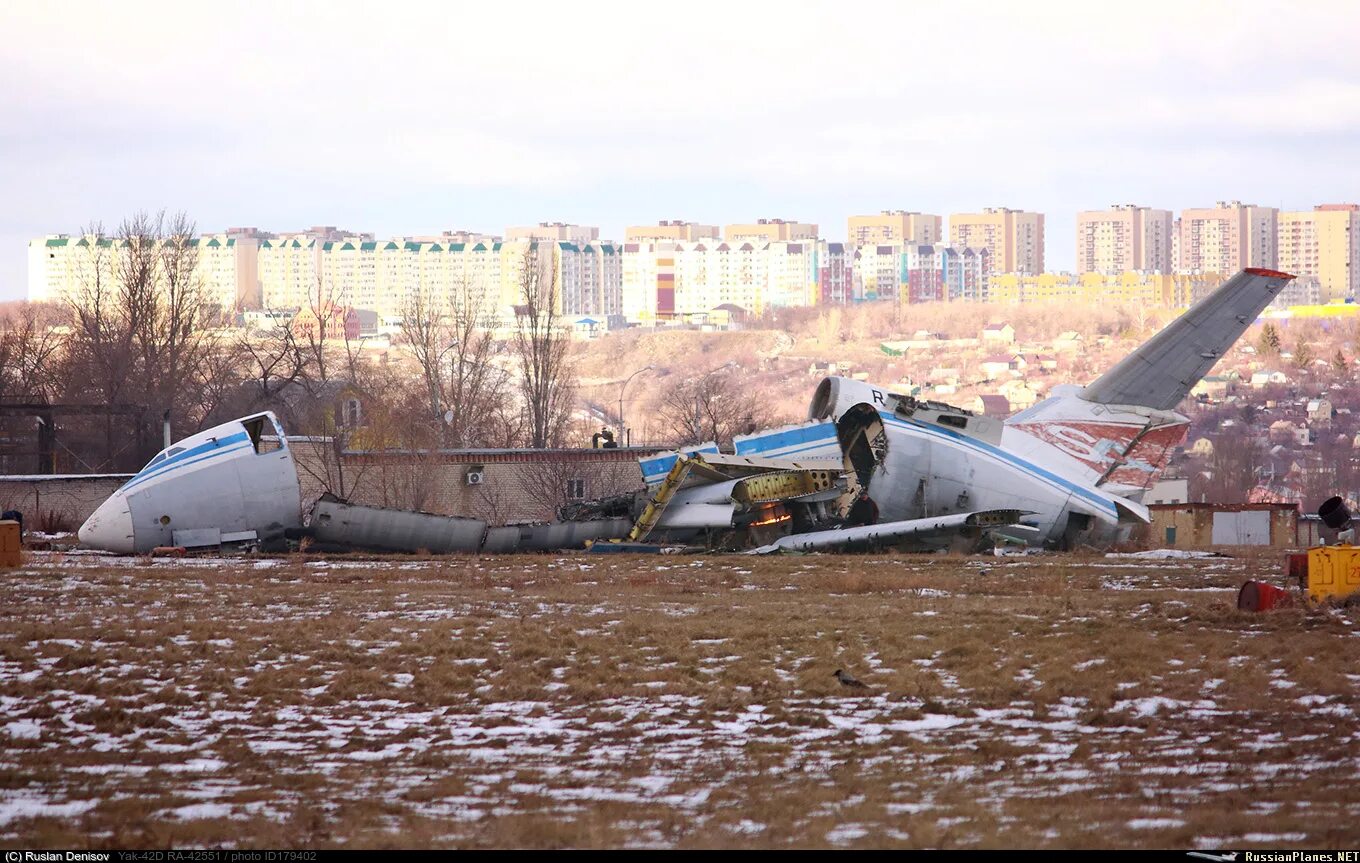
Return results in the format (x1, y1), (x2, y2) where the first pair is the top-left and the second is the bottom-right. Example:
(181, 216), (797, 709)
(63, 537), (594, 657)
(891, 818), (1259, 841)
(808, 376), (904, 421)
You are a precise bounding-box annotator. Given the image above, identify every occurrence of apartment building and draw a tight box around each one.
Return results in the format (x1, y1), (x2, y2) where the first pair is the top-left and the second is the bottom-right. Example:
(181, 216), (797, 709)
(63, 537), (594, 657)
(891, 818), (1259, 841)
(620, 239), (828, 320)
(256, 226), (373, 312)
(848, 243), (988, 303)
(551, 240), (623, 318)
(765, 241), (820, 309)
(1075, 205), (1173, 273)
(852, 244), (903, 301)
(620, 241), (676, 321)
(818, 243), (852, 305)
(505, 222), (599, 244)
(624, 221), (719, 243)
(723, 218), (818, 243)
(904, 245), (990, 303)
(29, 231), (261, 311)
(257, 235), (321, 311)
(259, 231), (600, 324)
(1277, 204), (1359, 301)
(28, 235), (114, 304)
(673, 240), (769, 313)
(848, 211), (942, 246)
(948, 208), (1045, 274)
(1177, 201), (1278, 273)
(406, 230), (502, 245)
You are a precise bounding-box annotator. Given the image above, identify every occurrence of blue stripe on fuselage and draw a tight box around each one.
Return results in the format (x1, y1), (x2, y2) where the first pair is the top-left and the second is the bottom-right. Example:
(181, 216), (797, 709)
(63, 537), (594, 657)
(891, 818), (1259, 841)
(879, 412), (1117, 516)
(639, 445), (721, 483)
(636, 411), (1116, 517)
(734, 422), (838, 456)
(121, 431), (252, 493)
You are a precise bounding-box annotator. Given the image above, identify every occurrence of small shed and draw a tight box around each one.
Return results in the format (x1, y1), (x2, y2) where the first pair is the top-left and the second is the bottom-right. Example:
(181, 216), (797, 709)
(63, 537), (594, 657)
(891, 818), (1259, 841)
(1145, 502), (1300, 549)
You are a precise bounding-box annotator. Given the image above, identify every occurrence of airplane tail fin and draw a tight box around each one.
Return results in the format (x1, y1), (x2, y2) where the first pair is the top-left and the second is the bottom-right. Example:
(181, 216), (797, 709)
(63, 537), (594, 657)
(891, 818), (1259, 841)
(1079, 268), (1293, 411)
(1003, 268), (1292, 495)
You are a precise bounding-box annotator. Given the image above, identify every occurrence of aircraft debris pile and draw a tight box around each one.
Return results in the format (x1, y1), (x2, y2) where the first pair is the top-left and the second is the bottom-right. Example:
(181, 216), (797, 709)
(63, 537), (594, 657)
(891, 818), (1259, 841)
(75, 268), (1296, 556)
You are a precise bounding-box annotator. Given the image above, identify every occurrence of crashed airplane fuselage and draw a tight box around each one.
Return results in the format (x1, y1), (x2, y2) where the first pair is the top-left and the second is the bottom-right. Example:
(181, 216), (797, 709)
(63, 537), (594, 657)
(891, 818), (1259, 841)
(77, 268), (1294, 555)
(78, 412), (303, 554)
(643, 267), (1296, 550)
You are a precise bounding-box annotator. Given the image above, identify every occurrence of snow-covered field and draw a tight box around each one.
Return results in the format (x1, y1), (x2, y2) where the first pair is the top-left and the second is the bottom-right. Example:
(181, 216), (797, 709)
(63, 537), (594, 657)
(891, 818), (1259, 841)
(1, 550), (1356, 848)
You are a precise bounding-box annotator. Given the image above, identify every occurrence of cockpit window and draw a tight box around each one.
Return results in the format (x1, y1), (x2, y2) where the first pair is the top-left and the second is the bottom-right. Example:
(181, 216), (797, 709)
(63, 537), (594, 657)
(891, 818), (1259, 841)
(142, 445), (186, 472)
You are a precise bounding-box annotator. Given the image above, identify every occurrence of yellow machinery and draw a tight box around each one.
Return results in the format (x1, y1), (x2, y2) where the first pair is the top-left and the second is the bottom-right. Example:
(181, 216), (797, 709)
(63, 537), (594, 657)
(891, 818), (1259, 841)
(627, 454), (695, 542)
(622, 453), (844, 544)
(1304, 545), (1360, 604)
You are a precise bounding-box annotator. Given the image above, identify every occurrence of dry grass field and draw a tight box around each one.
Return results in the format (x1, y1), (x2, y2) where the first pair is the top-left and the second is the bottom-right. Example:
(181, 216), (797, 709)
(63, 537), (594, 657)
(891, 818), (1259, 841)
(1, 548), (1357, 849)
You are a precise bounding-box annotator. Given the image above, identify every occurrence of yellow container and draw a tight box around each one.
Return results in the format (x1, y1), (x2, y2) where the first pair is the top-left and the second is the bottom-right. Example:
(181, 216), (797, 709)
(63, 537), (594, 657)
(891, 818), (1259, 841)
(1306, 544), (1360, 603)
(0, 520), (20, 567)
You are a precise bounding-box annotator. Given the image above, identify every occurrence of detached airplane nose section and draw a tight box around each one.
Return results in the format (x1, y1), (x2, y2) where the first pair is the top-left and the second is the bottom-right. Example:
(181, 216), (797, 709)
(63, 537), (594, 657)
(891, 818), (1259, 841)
(78, 496), (136, 554)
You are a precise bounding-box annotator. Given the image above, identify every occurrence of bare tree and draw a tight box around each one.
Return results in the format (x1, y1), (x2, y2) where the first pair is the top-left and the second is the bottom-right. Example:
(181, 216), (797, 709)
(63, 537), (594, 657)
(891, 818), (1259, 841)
(657, 369), (777, 448)
(0, 303), (67, 403)
(236, 316), (308, 410)
(487, 392), (528, 448)
(138, 212), (211, 424)
(66, 222), (125, 398)
(400, 280), (511, 447)
(514, 459), (641, 523)
(511, 246), (577, 448)
(401, 284), (448, 425)
(447, 285), (513, 447)
(65, 221), (142, 463)
(290, 393), (364, 502)
(474, 479), (513, 526)
(65, 211), (221, 437)
(296, 273), (346, 389)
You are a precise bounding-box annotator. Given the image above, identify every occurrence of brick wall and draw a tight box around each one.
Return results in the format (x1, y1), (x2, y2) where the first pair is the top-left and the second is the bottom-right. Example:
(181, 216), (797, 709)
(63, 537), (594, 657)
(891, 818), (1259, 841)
(282, 440), (652, 524)
(0, 475), (132, 532)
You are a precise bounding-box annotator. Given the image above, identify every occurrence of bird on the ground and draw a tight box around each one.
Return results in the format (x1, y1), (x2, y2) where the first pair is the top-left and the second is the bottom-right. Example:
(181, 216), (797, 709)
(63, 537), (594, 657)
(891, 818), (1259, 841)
(833, 668), (869, 689)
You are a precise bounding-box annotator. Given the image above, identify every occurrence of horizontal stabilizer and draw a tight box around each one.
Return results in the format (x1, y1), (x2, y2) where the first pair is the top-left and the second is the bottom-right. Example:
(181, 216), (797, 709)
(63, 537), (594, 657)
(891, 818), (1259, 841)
(1112, 495), (1150, 525)
(1080, 268), (1293, 411)
(748, 509), (1029, 554)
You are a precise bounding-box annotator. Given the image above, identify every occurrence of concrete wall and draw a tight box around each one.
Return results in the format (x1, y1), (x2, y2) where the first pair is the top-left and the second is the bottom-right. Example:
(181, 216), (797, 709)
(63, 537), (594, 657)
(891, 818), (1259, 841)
(0, 475), (131, 532)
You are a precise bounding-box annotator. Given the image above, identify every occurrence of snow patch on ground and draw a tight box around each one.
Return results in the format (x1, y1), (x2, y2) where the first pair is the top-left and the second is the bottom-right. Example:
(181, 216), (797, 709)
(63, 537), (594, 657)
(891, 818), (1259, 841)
(0, 795), (97, 826)
(1127, 817), (1185, 829)
(1106, 549), (1225, 560)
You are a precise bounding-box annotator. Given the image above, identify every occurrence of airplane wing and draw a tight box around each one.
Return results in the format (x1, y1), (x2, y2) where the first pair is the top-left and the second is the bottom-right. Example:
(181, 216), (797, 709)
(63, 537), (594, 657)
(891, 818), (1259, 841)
(1080, 268), (1294, 411)
(748, 509), (1030, 554)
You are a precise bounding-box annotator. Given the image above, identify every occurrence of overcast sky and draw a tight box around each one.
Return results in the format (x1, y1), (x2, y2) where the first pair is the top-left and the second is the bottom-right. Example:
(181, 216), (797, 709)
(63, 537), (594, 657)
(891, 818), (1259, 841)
(3, 0), (1359, 299)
